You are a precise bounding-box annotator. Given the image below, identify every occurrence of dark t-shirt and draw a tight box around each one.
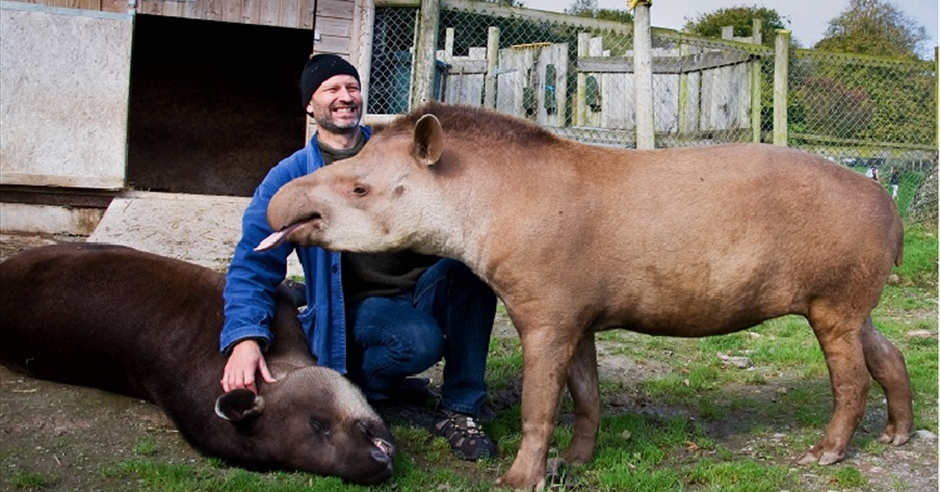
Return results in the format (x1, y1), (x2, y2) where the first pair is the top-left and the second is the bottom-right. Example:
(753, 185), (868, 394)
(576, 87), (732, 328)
(318, 134), (439, 307)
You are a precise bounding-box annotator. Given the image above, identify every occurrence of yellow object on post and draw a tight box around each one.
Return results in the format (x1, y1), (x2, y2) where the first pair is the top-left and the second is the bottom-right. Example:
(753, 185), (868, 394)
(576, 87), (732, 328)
(628, 0), (651, 9)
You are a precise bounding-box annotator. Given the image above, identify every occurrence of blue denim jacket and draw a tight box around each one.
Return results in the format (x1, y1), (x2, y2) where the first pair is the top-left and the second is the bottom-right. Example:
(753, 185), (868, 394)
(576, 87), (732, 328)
(220, 127), (372, 374)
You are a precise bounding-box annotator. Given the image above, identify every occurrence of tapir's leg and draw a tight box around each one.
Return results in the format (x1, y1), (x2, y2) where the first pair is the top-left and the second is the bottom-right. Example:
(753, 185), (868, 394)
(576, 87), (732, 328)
(496, 325), (582, 491)
(560, 332), (600, 464)
(859, 317), (913, 446)
(798, 308), (871, 466)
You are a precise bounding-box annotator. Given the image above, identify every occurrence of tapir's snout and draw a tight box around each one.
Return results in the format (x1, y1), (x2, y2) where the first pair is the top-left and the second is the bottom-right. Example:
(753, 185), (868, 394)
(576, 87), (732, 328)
(346, 418), (396, 485)
(258, 181), (327, 251)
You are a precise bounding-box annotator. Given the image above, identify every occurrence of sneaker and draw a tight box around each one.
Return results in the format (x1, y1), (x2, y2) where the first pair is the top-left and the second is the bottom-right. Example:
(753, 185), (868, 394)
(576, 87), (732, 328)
(431, 409), (496, 460)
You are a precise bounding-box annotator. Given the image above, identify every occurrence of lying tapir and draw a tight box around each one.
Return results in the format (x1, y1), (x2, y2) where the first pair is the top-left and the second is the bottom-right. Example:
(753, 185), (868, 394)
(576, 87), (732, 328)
(259, 102), (913, 490)
(0, 243), (394, 485)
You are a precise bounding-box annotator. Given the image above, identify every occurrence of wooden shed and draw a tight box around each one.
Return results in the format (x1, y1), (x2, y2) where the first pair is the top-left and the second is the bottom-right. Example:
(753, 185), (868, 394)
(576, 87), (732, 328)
(0, 0), (371, 240)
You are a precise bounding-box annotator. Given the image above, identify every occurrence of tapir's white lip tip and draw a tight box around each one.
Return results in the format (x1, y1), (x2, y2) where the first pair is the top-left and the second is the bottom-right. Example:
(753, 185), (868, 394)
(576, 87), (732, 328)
(254, 223), (301, 252)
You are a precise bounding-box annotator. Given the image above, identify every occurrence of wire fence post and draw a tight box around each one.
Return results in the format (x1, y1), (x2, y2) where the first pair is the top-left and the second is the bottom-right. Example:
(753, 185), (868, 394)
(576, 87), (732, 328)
(633, 1), (655, 149)
(484, 26), (499, 108)
(773, 29), (790, 146)
(412, 0), (441, 108)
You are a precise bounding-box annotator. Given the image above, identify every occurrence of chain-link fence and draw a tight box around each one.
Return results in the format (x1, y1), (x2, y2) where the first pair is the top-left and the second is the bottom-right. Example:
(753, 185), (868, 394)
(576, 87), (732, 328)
(365, 2), (937, 222)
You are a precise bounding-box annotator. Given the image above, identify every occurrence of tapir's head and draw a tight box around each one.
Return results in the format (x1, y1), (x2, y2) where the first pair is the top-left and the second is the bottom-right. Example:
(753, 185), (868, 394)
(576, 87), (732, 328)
(260, 113), (447, 255)
(215, 366), (395, 485)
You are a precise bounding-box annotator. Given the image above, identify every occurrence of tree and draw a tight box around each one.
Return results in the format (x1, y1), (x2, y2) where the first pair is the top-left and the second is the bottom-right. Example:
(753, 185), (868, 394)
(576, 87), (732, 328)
(682, 5), (791, 48)
(566, 0), (634, 24)
(485, 0), (526, 7)
(814, 0), (929, 60)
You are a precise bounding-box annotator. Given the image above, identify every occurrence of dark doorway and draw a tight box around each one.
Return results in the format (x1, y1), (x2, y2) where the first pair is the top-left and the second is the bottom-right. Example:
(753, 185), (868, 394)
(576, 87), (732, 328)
(127, 15), (313, 197)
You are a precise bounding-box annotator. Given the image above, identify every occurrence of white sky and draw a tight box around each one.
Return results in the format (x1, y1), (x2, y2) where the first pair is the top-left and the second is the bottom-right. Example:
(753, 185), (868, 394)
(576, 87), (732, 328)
(531, 0), (938, 55)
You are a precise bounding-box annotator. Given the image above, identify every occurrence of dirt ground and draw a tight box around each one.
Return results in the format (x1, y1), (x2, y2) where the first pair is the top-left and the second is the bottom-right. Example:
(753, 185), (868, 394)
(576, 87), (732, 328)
(0, 232), (937, 491)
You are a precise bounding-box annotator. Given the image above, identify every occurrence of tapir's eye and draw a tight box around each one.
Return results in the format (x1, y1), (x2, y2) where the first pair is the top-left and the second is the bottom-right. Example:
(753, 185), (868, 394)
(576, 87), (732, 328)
(309, 417), (330, 435)
(352, 184), (368, 196)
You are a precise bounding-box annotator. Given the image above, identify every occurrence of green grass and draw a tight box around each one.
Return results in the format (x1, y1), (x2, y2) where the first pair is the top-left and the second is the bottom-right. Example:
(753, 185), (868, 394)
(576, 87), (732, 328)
(7, 471), (52, 490)
(109, 223), (938, 491)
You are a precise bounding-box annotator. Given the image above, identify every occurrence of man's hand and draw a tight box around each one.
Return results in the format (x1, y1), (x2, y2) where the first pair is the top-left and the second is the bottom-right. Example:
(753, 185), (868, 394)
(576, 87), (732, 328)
(221, 339), (277, 393)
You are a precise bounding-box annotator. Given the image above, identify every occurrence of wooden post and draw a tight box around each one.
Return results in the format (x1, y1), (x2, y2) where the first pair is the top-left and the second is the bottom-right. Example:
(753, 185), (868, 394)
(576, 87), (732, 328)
(484, 27), (499, 108)
(677, 42), (689, 139)
(354, 0), (376, 114)
(750, 18), (761, 142)
(773, 29), (790, 146)
(412, 0), (441, 109)
(575, 32), (590, 127)
(633, 0), (655, 149)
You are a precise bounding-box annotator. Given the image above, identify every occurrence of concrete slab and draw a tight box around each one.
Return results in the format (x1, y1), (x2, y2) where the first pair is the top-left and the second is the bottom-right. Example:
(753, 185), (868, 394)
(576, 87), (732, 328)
(88, 191), (301, 276)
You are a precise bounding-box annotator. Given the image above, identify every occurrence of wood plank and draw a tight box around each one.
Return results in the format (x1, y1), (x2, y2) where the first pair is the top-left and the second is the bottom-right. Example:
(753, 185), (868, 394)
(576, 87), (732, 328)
(204, 0), (223, 21)
(279, 0), (299, 29)
(578, 51), (753, 75)
(259, 0), (280, 26)
(314, 35), (350, 56)
(297, 0), (315, 29)
(316, 0), (354, 20)
(222, 0), (242, 23)
(101, 0), (127, 13)
(242, 0), (261, 24)
(315, 17), (350, 38)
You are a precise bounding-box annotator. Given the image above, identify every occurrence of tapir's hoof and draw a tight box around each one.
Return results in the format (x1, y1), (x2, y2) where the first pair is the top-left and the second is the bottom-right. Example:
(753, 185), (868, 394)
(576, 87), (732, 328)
(877, 431), (911, 446)
(797, 448), (845, 466)
(496, 474), (546, 491)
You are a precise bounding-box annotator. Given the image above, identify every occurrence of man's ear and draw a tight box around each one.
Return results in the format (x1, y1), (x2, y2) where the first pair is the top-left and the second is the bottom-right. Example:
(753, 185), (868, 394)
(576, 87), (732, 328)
(413, 114), (443, 166)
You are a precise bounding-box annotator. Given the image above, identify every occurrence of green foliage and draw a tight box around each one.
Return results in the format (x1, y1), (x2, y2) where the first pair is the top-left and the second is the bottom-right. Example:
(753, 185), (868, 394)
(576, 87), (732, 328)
(893, 224), (938, 287)
(8, 471), (51, 490)
(482, 0), (526, 7)
(682, 5), (790, 47)
(566, 0), (633, 24)
(688, 459), (789, 491)
(830, 465), (869, 488)
(814, 0), (931, 60)
(134, 438), (160, 457)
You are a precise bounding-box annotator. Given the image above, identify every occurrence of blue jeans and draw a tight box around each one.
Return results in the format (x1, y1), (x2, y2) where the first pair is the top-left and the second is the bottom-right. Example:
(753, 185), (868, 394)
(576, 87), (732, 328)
(345, 258), (496, 416)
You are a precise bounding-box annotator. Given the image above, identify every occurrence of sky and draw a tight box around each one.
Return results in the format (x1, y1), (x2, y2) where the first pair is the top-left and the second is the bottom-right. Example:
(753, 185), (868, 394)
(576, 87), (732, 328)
(533, 0), (938, 55)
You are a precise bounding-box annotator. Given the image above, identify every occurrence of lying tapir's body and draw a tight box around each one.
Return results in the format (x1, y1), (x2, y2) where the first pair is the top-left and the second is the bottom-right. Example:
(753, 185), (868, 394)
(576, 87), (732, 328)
(263, 102), (912, 491)
(0, 243), (394, 485)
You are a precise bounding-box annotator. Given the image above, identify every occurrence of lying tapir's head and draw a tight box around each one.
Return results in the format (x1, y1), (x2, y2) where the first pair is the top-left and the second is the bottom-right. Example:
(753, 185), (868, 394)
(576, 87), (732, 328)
(215, 365), (394, 485)
(260, 111), (448, 255)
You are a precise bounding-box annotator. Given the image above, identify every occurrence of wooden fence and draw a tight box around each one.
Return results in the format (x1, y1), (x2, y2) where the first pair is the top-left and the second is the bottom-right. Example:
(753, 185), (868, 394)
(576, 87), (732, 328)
(438, 28), (758, 142)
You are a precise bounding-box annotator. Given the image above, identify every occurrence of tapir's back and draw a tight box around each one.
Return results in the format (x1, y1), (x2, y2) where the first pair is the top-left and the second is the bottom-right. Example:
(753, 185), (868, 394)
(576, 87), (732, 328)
(568, 143), (903, 334)
(0, 243), (224, 398)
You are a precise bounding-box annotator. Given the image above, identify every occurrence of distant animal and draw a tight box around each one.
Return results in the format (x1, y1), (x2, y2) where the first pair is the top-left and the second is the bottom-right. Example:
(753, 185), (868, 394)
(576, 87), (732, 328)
(260, 102), (913, 491)
(0, 243), (395, 485)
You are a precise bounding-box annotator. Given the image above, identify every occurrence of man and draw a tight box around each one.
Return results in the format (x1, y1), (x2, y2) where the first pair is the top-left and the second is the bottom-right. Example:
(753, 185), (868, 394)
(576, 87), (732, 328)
(219, 54), (498, 461)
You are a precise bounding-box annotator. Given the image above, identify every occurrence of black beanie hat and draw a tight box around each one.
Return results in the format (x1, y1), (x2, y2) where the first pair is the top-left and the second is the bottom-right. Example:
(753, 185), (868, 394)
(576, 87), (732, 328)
(300, 54), (360, 109)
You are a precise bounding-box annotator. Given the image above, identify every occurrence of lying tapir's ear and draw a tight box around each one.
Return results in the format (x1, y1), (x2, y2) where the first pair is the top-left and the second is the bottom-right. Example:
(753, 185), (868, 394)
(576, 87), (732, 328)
(413, 114), (443, 167)
(215, 389), (266, 422)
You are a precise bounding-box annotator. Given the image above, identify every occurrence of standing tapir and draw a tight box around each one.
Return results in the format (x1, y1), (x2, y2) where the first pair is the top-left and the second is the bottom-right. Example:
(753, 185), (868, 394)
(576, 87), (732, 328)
(0, 243), (394, 485)
(260, 102), (913, 491)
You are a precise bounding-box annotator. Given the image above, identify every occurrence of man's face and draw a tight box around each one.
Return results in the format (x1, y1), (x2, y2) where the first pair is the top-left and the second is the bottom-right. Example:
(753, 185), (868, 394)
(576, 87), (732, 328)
(306, 74), (362, 136)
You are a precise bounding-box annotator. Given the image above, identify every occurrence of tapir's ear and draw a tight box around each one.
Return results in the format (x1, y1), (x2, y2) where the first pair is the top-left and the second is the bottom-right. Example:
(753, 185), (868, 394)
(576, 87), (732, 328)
(215, 389), (266, 422)
(413, 114), (443, 167)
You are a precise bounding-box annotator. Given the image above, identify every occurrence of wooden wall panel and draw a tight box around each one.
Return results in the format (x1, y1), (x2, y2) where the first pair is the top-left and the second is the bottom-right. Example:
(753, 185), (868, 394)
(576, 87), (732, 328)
(10, 0), (334, 31)
(1, 3), (133, 189)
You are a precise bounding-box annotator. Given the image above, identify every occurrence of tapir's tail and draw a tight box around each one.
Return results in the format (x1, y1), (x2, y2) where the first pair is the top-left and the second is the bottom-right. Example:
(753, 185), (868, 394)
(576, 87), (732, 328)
(894, 223), (904, 268)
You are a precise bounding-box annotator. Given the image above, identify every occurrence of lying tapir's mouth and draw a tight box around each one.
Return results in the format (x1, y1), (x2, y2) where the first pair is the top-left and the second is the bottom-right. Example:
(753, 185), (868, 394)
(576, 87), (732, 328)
(254, 213), (322, 252)
(373, 436), (394, 457)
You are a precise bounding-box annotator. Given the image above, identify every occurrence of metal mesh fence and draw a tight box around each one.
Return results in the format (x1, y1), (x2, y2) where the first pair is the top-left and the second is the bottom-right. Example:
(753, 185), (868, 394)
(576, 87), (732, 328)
(787, 50), (937, 221)
(366, 3), (937, 221)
